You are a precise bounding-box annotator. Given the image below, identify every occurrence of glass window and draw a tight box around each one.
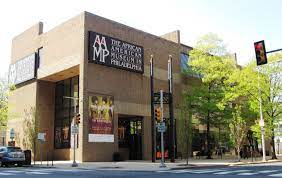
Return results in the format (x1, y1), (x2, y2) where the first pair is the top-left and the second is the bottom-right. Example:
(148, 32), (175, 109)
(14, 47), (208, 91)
(180, 53), (190, 72)
(54, 76), (79, 149)
(180, 53), (202, 78)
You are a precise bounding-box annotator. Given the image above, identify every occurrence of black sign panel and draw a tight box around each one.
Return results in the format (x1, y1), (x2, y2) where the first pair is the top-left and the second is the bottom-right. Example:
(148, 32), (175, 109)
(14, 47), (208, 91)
(8, 53), (37, 85)
(88, 31), (144, 73)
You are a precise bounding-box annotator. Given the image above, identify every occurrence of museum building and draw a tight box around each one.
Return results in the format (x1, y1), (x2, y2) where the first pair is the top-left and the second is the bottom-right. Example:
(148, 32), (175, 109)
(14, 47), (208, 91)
(7, 11), (194, 162)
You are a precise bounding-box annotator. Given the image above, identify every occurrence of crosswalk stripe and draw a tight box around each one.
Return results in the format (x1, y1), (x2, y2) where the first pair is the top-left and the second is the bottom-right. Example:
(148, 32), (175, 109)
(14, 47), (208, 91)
(156, 169), (227, 174)
(237, 172), (259, 175)
(269, 173), (282, 177)
(259, 170), (279, 173)
(0, 172), (15, 176)
(26, 171), (51, 175)
(4, 171), (24, 173)
(214, 170), (250, 175)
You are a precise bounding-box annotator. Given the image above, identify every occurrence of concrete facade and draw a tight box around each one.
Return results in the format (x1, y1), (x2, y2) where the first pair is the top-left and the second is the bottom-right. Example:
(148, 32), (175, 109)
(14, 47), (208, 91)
(7, 11), (193, 162)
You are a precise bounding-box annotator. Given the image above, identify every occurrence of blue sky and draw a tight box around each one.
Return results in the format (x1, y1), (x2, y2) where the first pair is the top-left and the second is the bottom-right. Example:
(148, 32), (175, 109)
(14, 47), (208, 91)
(0, 0), (281, 78)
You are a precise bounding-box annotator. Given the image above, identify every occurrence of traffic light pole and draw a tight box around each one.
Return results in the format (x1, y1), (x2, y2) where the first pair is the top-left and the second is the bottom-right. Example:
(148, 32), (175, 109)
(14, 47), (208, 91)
(63, 96), (79, 167)
(160, 90), (166, 168)
(257, 69), (266, 162)
(266, 48), (282, 54)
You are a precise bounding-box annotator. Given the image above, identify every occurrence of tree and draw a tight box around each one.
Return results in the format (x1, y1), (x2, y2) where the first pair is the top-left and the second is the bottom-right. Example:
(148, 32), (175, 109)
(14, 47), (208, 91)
(22, 107), (37, 151)
(178, 92), (195, 165)
(0, 77), (14, 130)
(184, 33), (237, 159)
(228, 52), (282, 159)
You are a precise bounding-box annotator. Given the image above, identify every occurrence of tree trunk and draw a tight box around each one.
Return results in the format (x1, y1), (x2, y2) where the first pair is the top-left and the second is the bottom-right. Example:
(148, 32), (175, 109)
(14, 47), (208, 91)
(271, 129), (277, 159)
(206, 111), (212, 159)
(186, 118), (189, 165)
(237, 148), (241, 162)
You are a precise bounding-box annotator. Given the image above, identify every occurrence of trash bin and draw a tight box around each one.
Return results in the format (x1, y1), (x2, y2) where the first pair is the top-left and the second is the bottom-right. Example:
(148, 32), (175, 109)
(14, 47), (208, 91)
(112, 152), (121, 162)
(24, 150), (31, 165)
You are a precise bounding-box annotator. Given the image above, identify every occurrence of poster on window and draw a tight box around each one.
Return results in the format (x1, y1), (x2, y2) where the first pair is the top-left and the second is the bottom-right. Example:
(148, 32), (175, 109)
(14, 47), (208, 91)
(88, 94), (114, 142)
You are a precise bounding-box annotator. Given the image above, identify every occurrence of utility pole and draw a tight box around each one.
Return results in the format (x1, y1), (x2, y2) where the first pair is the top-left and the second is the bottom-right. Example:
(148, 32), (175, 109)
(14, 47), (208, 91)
(63, 96), (79, 167)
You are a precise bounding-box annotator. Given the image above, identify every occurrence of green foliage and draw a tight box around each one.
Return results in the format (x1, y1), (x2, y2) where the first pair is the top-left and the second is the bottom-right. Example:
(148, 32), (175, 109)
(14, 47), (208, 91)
(187, 33), (236, 127)
(178, 92), (194, 160)
(22, 107), (38, 151)
(227, 53), (282, 141)
(0, 78), (14, 130)
(181, 33), (237, 157)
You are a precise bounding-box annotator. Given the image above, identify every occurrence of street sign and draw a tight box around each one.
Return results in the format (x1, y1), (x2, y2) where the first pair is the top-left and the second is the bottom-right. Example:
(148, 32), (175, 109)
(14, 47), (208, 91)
(10, 128), (15, 140)
(71, 125), (79, 134)
(157, 122), (166, 133)
(37, 133), (46, 142)
(153, 92), (170, 104)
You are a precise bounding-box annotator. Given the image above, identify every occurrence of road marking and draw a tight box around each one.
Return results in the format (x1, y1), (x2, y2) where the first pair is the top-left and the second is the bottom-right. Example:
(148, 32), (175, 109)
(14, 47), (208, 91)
(237, 172), (259, 175)
(26, 171), (51, 175)
(4, 170), (25, 173)
(214, 170), (250, 175)
(269, 173), (282, 177)
(259, 170), (279, 173)
(0, 172), (15, 176)
(192, 169), (227, 174)
(173, 170), (199, 174)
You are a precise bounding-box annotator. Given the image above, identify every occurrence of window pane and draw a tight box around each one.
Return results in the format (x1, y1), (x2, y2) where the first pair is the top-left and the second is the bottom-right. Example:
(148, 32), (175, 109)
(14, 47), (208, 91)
(180, 53), (189, 72)
(54, 76), (79, 149)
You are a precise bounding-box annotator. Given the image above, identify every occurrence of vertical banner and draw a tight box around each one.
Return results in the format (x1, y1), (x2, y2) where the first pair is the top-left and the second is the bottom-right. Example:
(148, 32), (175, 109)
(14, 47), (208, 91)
(88, 94), (114, 142)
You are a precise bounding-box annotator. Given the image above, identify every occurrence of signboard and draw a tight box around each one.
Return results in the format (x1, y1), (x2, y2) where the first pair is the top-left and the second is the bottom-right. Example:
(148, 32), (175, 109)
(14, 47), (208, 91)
(88, 31), (144, 73)
(71, 125), (79, 134)
(10, 128), (15, 140)
(8, 53), (37, 85)
(37, 133), (46, 142)
(157, 122), (166, 133)
(8, 141), (15, 147)
(88, 94), (114, 142)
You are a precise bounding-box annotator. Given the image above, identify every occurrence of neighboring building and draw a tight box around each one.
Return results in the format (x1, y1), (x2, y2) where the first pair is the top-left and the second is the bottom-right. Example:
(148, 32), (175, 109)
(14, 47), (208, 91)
(6, 11), (197, 162)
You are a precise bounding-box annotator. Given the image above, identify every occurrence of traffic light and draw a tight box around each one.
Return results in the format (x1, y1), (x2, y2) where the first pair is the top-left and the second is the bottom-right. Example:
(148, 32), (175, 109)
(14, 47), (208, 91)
(154, 107), (161, 122)
(75, 113), (81, 125)
(254, 40), (267, 66)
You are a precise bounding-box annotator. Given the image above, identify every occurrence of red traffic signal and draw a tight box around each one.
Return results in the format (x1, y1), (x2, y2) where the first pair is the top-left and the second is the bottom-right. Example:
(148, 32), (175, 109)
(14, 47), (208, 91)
(75, 113), (81, 125)
(254, 40), (267, 66)
(154, 108), (161, 122)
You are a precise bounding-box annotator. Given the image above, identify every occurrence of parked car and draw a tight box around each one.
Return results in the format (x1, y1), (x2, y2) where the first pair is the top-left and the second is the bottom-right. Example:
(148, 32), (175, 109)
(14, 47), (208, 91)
(0, 146), (25, 167)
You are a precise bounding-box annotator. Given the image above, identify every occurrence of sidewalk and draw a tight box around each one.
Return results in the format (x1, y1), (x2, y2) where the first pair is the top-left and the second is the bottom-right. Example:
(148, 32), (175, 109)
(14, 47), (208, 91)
(31, 156), (282, 171)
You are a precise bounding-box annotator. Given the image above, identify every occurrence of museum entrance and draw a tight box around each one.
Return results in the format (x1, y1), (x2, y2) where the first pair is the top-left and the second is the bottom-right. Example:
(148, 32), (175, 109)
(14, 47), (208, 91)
(118, 116), (143, 160)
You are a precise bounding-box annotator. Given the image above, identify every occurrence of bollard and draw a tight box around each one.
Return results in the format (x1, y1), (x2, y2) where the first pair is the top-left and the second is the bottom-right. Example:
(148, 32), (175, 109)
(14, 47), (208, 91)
(47, 152), (49, 166)
(52, 151), (54, 167)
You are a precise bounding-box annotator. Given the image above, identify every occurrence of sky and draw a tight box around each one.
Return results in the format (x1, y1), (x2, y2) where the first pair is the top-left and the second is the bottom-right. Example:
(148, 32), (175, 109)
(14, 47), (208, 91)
(0, 0), (281, 78)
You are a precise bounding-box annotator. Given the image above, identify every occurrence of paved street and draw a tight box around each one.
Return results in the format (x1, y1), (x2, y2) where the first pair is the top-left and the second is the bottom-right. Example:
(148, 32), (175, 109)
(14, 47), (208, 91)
(2, 163), (282, 178)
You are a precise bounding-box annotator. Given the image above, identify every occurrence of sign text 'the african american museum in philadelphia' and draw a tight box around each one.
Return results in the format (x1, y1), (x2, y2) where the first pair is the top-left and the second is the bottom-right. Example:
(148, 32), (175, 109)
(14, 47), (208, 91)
(88, 31), (144, 73)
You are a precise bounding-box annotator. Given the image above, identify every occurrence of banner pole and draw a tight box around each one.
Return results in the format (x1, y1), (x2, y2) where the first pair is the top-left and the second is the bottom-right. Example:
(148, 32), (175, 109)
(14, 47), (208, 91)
(150, 55), (156, 162)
